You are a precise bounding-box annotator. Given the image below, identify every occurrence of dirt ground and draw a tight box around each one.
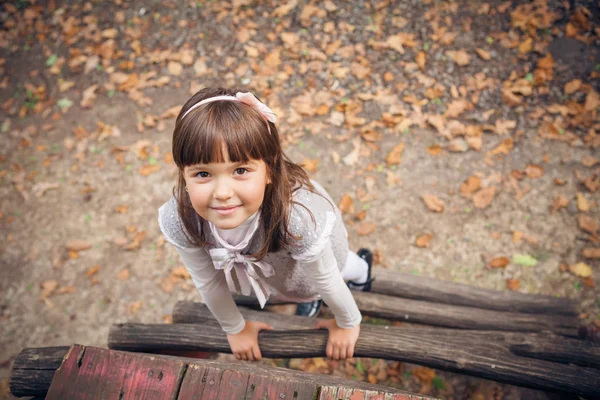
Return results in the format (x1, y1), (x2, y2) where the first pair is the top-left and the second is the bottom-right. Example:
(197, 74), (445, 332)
(1, 0), (599, 399)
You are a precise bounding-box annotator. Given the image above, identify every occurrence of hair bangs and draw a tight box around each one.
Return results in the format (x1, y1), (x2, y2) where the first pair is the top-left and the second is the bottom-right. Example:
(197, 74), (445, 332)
(173, 100), (274, 167)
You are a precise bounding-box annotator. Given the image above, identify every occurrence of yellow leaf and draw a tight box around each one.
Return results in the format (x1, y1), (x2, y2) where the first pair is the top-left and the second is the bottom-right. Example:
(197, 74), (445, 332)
(569, 262), (592, 278)
(577, 193), (590, 212)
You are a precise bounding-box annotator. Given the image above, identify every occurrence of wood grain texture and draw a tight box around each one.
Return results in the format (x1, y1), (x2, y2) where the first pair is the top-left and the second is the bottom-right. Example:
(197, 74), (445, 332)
(108, 322), (600, 398)
(44, 345), (185, 400)
(12, 346), (429, 399)
(371, 270), (579, 315)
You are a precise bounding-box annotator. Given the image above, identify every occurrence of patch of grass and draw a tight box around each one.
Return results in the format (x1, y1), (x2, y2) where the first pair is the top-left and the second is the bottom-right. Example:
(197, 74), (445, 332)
(432, 376), (445, 389)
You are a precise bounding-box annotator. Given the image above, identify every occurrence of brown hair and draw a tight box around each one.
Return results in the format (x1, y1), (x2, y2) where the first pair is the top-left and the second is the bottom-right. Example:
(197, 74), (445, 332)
(172, 87), (315, 260)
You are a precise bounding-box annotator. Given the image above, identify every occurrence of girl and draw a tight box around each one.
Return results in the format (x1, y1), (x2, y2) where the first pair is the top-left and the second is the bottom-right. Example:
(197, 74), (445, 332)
(158, 87), (374, 362)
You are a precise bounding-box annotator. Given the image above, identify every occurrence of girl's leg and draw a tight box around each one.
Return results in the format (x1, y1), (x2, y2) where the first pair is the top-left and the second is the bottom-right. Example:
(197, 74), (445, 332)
(342, 251), (369, 284)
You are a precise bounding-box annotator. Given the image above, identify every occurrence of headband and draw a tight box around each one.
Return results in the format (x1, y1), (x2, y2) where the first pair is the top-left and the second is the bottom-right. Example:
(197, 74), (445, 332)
(181, 92), (277, 124)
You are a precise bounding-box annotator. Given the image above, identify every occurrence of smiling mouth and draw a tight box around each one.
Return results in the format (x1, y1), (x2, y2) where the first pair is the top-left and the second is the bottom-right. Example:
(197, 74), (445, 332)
(211, 205), (241, 215)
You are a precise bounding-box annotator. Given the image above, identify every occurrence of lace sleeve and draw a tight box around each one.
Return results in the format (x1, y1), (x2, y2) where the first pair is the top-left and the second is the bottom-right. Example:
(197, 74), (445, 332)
(157, 196), (200, 252)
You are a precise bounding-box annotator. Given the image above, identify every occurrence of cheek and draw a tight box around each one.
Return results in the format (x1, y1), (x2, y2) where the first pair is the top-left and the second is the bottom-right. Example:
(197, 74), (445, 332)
(240, 182), (266, 204)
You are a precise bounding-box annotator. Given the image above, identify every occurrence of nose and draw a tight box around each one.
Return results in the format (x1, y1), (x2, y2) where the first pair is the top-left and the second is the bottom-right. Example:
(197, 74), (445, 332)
(213, 178), (234, 200)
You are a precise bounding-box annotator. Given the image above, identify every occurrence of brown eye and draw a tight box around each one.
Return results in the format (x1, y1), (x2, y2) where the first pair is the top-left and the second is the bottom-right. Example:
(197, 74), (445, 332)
(196, 171), (210, 178)
(234, 168), (248, 175)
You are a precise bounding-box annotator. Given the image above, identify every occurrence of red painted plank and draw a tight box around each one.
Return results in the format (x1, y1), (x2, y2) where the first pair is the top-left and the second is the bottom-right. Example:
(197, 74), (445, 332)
(46, 345), (185, 399)
(215, 370), (250, 399)
(46, 345), (110, 399)
(246, 374), (317, 400)
(177, 364), (209, 400)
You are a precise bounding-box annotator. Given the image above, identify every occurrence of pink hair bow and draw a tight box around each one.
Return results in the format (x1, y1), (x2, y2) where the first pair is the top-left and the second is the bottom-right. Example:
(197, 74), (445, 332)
(182, 92), (277, 124)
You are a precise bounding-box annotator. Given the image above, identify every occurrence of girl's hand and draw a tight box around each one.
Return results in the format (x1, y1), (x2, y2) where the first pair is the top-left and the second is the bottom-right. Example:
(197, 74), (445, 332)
(313, 319), (360, 360)
(226, 321), (273, 361)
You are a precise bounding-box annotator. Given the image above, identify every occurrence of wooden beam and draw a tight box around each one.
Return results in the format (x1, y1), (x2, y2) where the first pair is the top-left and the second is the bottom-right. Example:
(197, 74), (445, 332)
(231, 291), (580, 337)
(10, 346), (428, 399)
(9, 346), (70, 398)
(173, 302), (600, 369)
(370, 270), (579, 315)
(109, 319), (600, 397)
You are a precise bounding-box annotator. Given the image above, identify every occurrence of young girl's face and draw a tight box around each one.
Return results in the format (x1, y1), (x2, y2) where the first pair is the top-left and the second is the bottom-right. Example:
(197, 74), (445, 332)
(183, 148), (269, 230)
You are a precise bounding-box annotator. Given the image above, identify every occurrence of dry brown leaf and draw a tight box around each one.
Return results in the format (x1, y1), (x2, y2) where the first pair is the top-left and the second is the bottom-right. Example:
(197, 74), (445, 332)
(355, 222), (377, 236)
(513, 231), (524, 244)
(446, 50), (471, 66)
(86, 265), (100, 278)
(582, 156), (598, 167)
(564, 79), (582, 94)
(172, 266), (191, 280)
(139, 164), (161, 176)
(301, 159), (319, 173)
(506, 279), (520, 291)
(552, 195), (569, 214)
(584, 90), (599, 112)
(128, 300), (142, 316)
(66, 239), (91, 251)
(40, 280), (59, 299)
(444, 100), (469, 118)
(525, 164), (544, 179)
(416, 51), (426, 70)
(427, 144), (442, 155)
(57, 286), (76, 295)
(495, 120), (516, 135)
(80, 84), (98, 109)
(416, 234), (432, 248)
(577, 193), (590, 212)
(422, 194), (445, 213)
(117, 268), (130, 281)
(385, 143), (405, 166)
(569, 262), (592, 278)
(490, 257), (510, 268)
(339, 194), (354, 214)
(460, 176), (481, 197)
(168, 61), (183, 76)
(475, 48), (491, 61)
(579, 215), (598, 234)
(473, 187), (496, 209)
(583, 248), (600, 259)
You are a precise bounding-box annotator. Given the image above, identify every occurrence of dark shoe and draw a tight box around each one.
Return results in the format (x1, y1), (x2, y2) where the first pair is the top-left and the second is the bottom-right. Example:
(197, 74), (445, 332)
(347, 248), (375, 292)
(295, 300), (322, 317)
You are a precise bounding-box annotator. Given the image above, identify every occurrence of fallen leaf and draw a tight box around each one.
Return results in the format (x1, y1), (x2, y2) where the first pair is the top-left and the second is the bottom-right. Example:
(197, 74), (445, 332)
(512, 254), (538, 266)
(339, 194), (354, 214)
(40, 280), (59, 299)
(525, 164), (544, 178)
(66, 239), (91, 251)
(569, 262), (592, 278)
(490, 257), (510, 268)
(355, 222), (376, 236)
(579, 215), (598, 234)
(577, 193), (590, 212)
(582, 156), (598, 168)
(422, 194), (445, 213)
(301, 159), (319, 173)
(513, 231), (524, 244)
(446, 50), (471, 66)
(128, 300), (142, 316)
(416, 51), (426, 70)
(86, 265), (100, 278)
(172, 266), (191, 280)
(416, 234), (432, 248)
(80, 84), (98, 108)
(117, 268), (130, 281)
(495, 120), (516, 135)
(168, 61), (183, 76)
(473, 187), (496, 209)
(385, 143), (405, 166)
(460, 176), (481, 197)
(57, 286), (76, 295)
(427, 144), (442, 155)
(552, 195), (569, 214)
(32, 182), (60, 197)
(444, 100), (469, 118)
(506, 279), (520, 291)
(564, 79), (581, 94)
(475, 48), (491, 60)
(583, 248), (600, 259)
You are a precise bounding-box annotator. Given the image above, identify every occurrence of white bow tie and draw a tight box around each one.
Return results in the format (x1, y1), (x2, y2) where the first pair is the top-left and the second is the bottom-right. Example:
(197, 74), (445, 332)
(208, 248), (274, 308)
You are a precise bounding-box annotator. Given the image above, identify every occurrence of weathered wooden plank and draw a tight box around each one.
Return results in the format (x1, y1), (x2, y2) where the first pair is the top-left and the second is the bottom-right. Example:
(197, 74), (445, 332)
(44, 345), (185, 399)
(216, 369), (250, 399)
(244, 373), (317, 400)
(107, 323), (600, 398)
(11, 346), (427, 399)
(173, 302), (592, 367)
(371, 270), (579, 315)
(212, 293), (581, 337)
(9, 346), (70, 397)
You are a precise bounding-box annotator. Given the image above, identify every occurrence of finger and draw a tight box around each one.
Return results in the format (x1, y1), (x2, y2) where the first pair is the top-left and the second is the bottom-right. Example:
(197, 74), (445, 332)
(326, 340), (333, 359)
(332, 345), (341, 361)
(252, 345), (262, 361)
(347, 344), (355, 359)
(247, 351), (255, 362)
(234, 352), (241, 360)
(240, 352), (247, 361)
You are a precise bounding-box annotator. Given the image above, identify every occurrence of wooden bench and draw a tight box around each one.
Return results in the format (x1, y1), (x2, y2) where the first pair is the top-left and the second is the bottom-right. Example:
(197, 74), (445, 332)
(9, 270), (600, 398)
(10, 345), (433, 399)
